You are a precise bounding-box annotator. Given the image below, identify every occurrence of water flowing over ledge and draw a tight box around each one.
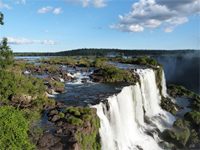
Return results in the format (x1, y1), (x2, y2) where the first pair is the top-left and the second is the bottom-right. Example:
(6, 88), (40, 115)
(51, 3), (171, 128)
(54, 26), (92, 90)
(93, 69), (175, 150)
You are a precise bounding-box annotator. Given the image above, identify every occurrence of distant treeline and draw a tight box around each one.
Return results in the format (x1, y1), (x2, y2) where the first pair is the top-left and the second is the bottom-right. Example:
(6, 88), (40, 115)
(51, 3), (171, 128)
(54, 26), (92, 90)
(14, 48), (200, 57)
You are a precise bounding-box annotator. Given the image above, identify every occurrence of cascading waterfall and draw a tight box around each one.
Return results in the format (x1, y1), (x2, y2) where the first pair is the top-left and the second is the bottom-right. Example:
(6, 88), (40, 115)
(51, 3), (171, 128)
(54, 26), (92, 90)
(161, 71), (167, 97)
(93, 69), (175, 150)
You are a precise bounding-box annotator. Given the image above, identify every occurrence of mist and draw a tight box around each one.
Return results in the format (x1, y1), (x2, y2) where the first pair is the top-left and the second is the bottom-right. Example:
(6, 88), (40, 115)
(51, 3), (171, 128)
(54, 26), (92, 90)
(153, 52), (200, 94)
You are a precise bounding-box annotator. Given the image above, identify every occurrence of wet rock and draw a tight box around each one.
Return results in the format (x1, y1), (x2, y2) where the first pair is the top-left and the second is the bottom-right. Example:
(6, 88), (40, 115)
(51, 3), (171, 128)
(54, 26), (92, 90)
(50, 142), (63, 150)
(56, 102), (67, 108)
(38, 133), (60, 148)
(51, 75), (60, 82)
(98, 94), (104, 97)
(81, 78), (89, 83)
(43, 76), (52, 83)
(90, 74), (104, 82)
(56, 129), (63, 134)
(51, 115), (60, 122)
(48, 109), (59, 116)
(45, 123), (51, 128)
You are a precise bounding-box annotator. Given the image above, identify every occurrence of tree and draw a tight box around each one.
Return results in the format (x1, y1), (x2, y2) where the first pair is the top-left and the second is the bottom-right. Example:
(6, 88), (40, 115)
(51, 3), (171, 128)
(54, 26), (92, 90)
(0, 37), (14, 69)
(0, 12), (3, 25)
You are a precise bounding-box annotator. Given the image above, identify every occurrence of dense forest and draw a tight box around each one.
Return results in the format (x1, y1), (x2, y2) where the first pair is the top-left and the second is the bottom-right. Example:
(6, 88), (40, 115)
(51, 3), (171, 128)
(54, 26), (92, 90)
(14, 48), (200, 57)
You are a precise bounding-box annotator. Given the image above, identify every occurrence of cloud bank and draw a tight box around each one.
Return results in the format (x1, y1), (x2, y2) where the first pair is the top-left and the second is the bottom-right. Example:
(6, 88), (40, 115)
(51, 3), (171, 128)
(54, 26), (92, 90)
(110, 0), (200, 33)
(6, 37), (58, 45)
(66, 0), (108, 8)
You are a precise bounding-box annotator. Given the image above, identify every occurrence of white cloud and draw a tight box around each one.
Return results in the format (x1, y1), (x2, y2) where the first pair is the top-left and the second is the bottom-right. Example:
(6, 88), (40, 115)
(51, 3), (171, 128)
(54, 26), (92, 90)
(0, 2), (12, 9)
(66, 0), (107, 8)
(110, 0), (200, 33)
(21, 0), (26, 4)
(37, 6), (53, 14)
(53, 7), (63, 15)
(6, 37), (58, 45)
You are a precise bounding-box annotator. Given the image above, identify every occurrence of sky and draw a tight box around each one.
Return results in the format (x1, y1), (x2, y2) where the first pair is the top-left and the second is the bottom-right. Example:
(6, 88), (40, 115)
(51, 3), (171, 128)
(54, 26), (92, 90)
(0, 0), (199, 52)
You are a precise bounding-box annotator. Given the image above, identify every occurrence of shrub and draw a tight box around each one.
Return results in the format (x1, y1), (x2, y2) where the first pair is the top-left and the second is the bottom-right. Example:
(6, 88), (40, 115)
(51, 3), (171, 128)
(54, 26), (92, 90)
(50, 81), (65, 88)
(82, 114), (91, 120)
(67, 117), (83, 125)
(0, 106), (36, 150)
(184, 110), (200, 125)
(59, 112), (65, 118)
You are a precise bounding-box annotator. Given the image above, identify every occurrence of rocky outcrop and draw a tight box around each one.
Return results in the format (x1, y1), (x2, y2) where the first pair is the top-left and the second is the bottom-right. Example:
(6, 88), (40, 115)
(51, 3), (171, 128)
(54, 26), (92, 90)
(37, 133), (63, 150)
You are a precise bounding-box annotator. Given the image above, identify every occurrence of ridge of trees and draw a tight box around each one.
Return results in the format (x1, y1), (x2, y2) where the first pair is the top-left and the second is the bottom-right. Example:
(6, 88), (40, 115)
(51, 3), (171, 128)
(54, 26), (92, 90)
(14, 48), (200, 57)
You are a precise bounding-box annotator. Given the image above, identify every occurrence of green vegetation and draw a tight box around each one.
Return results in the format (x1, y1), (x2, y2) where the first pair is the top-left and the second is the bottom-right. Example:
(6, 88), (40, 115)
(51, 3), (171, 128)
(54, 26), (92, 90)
(167, 84), (195, 97)
(0, 38), (14, 69)
(0, 37), (55, 149)
(14, 48), (199, 57)
(160, 96), (179, 115)
(0, 106), (36, 150)
(184, 110), (200, 125)
(49, 81), (65, 88)
(65, 106), (100, 150)
(173, 119), (191, 129)
(67, 117), (83, 125)
(59, 112), (65, 118)
(0, 12), (3, 25)
(101, 66), (135, 82)
(0, 69), (47, 103)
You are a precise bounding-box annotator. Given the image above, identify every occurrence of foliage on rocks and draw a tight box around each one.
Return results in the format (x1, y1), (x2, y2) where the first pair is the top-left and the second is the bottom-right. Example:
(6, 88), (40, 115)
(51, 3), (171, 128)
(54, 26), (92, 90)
(184, 110), (200, 125)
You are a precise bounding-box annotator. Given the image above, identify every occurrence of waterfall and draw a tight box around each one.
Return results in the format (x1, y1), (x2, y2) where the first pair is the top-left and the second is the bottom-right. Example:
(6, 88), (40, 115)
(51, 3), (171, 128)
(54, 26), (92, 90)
(93, 69), (175, 150)
(161, 71), (167, 97)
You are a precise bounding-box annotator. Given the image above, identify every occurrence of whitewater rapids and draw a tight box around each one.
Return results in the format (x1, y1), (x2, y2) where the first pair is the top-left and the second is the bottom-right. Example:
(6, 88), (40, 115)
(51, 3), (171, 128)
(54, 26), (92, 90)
(93, 69), (175, 150)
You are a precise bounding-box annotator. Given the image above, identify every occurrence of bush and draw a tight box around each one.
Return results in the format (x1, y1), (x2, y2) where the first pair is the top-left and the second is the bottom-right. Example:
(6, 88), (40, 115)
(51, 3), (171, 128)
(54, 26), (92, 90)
(184, 110), (200, 125)
(59, 112), (65, 118)
(0, 106), (36, 150)
(82, 114), (91, 120)
(67, 117), (83, 125)
(50, 81), (65, 88)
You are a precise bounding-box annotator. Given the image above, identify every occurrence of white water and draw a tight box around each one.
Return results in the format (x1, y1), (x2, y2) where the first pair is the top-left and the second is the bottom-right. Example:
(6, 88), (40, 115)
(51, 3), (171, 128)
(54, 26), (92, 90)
(93, 69), (175, 150)
(161, 71), (167, 97)
(67, 71), (92, 84)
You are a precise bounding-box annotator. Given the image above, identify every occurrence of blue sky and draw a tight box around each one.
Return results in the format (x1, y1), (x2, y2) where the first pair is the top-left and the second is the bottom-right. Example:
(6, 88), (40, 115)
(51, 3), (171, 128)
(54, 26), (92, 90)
(0, 0), (199, 52)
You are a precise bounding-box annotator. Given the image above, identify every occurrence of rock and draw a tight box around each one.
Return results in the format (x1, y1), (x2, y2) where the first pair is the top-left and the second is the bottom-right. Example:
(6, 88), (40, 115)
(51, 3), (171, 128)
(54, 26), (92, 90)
(64, 75), (72, 82)
(54, 87), (67, 94)
(55, 121), (63, 127)
(43, 130), (50, 134)
(45, 123), (51, 128)
(38, 133), (60, 148)
(56, 129), (63, 134)
(48, 89), (53, 95)
(51, 75), (60, 82)
(56, 102), (67, 108)
(11, 94), (31, 105)
(51, 115), (60, 122)
(90, 74), (105, 82)
(98, 94), (104, 97)
(81, 78), (89, 83)
(48, 109), (59, 116)
(50, 142), (63, 150)
(43, 76), (52, 83)
(68, 142), (81, 150)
